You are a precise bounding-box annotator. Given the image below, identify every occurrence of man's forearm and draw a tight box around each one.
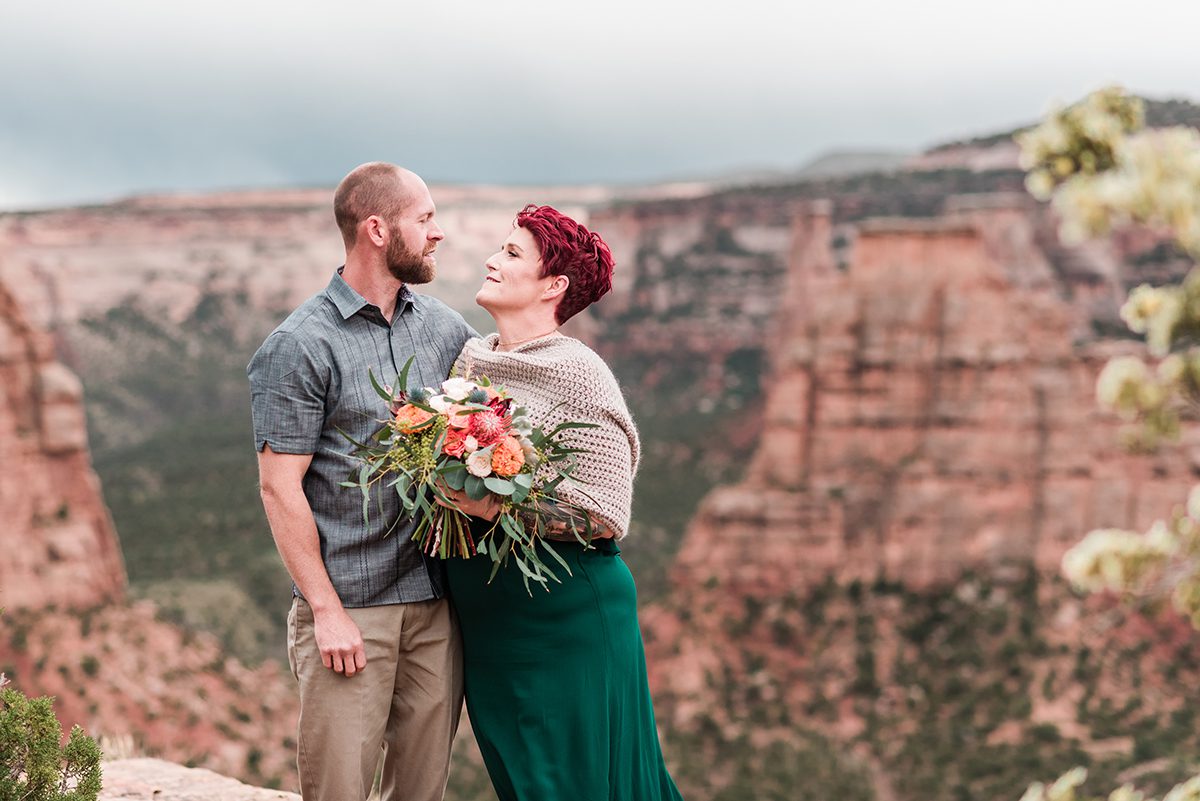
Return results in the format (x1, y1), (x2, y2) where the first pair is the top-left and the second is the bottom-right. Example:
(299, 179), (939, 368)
(260, 485), (343, 613)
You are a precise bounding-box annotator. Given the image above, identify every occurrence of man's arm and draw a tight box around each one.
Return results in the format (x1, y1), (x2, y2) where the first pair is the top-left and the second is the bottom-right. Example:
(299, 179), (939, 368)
(257, 444), (367, 677)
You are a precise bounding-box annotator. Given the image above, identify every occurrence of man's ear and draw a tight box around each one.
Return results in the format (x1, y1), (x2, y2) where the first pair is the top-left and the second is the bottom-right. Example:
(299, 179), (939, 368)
(543, 274), (569, 301)
(364, 215), (387, 247)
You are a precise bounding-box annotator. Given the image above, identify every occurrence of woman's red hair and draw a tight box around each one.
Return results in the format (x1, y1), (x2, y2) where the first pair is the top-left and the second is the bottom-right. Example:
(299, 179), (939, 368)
(515, 204), (614, 324)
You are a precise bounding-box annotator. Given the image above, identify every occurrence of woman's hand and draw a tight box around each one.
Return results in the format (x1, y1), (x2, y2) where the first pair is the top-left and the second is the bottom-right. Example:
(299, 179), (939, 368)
(436, 484), (501, 521)
(540, 508), (614, 541)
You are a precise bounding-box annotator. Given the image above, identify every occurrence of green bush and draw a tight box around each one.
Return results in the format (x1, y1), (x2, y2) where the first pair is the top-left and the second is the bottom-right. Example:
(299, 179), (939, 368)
(0, 684), (101, 801)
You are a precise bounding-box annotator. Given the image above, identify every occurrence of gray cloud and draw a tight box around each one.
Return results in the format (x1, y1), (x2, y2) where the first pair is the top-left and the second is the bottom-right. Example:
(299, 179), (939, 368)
(2, 0), (1199, 208)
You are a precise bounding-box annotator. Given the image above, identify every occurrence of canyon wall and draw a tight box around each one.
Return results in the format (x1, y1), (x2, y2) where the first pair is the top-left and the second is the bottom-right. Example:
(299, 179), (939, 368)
(0, 275), (126, 610)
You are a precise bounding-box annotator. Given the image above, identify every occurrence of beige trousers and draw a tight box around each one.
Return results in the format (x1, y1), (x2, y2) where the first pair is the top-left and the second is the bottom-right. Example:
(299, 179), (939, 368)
(286, 597), (463, 801)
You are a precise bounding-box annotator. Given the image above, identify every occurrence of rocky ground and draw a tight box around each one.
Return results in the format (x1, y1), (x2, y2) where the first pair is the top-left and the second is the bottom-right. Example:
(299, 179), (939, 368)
(99, 759), (299, 801)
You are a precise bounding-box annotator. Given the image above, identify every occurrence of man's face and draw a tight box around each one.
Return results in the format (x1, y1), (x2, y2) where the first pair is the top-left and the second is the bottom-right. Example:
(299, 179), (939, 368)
(385, 181), (443, 285)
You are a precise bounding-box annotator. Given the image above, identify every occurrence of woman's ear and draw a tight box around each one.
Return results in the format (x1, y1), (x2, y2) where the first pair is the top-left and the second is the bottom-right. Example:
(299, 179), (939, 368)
(543, 274), (569, 301)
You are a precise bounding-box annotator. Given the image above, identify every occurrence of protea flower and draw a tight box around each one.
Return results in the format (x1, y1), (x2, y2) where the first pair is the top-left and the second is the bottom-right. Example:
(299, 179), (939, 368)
(469, 408), (511, 446)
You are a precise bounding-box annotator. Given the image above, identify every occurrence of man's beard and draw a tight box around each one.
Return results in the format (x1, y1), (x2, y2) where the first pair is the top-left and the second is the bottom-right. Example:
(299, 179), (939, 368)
(386, 236), (434, 284)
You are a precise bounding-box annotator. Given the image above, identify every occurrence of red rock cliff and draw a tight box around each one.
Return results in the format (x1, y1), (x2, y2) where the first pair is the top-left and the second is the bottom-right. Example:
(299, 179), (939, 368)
(0, 276), (126, 609)
(669, 196), (1194, 597)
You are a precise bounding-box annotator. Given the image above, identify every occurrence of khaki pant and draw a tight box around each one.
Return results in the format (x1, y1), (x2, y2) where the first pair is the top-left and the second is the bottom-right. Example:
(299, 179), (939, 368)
(286, 597), (463, 801)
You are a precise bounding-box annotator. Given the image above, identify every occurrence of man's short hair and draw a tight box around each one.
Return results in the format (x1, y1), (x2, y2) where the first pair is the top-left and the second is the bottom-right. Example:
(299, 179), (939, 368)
(333, 163), (409, 247)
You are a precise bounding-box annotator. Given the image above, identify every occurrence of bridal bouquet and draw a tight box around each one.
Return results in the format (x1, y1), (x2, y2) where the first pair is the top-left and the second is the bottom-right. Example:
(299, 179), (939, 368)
(340, 357), (599, 590)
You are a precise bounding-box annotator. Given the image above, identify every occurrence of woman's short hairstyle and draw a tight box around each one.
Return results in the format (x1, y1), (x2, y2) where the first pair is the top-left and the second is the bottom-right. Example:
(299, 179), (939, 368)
(515, 204), (615, 324)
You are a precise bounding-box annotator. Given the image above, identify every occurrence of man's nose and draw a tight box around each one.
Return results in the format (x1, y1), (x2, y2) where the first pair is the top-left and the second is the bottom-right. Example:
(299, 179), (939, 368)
(429, 223), (444, 242)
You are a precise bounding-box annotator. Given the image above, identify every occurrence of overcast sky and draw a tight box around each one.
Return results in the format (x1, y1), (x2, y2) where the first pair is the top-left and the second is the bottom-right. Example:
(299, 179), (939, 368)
(2, 0), (1198, 210)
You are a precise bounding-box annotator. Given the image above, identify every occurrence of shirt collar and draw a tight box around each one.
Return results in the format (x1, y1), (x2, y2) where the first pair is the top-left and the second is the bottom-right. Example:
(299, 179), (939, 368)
(325, 268), (418, 321)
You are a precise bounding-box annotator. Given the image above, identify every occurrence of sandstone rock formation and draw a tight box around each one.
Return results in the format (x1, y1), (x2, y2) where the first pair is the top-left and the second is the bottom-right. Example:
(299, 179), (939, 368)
(0, 276), (126, 610)
(0, 270), (297, 788)
(667, 195), (1195, 597)
(635, 194), (1200, 801)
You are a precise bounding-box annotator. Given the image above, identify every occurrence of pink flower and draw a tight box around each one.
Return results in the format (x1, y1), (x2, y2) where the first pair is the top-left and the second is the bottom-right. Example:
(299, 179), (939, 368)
(447, 404), (473, 429)
(442, 427), (469, 458)
(469, 408), (511, 447)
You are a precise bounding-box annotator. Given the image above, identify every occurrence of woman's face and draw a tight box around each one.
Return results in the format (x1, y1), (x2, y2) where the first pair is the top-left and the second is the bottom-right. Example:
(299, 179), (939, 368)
(476, 226), (556, 314)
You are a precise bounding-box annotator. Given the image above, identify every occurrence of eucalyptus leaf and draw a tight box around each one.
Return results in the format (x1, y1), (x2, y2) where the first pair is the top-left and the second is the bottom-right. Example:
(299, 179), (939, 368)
(545, 421), (600, 438)
(538, 535), (572, 576)
(514, 553), (547, 584)
(499, 512), (529, 546)
(396, 355), (415, 397)
(396, 482), (415, 512)
(336, 426), (372, 451)
(443, 466), (467, 491)
(369, 368), (395, 403)
(484, 476), (514, 496)
(464, 474), (487, 501)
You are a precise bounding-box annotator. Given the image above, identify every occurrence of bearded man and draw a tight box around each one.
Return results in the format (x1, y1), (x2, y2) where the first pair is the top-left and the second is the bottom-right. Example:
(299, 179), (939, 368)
(248, 163), (475, 801)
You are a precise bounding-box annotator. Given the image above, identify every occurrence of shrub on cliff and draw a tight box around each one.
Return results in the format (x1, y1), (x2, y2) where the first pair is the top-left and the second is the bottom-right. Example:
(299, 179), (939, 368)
(0, 676), (101, 801)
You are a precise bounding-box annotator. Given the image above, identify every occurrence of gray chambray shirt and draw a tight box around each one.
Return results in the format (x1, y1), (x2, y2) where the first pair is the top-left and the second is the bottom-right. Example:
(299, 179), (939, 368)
(247, 269), (477, 607)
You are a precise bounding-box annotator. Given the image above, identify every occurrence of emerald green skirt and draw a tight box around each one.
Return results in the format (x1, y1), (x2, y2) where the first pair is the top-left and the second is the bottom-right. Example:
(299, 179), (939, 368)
(446, 533), (683, 801)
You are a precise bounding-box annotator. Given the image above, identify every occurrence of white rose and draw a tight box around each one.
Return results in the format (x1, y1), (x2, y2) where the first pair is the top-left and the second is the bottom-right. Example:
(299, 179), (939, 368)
(464, 435), (479, 454)
(427, 394), (452, 413)
(466, 447), (494, 478)
(441, 377), (476, 400)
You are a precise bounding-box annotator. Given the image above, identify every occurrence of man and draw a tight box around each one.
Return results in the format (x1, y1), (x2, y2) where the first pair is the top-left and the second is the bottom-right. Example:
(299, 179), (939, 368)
(248, 163), (475, 801)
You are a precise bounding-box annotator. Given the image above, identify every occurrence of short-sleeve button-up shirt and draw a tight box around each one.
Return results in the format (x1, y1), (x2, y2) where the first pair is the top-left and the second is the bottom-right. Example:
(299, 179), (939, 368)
(248, 269), (477, 607)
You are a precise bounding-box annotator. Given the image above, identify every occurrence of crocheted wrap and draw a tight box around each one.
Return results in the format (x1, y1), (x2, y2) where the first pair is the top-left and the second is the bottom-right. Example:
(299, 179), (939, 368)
(454, 333), (640, 539)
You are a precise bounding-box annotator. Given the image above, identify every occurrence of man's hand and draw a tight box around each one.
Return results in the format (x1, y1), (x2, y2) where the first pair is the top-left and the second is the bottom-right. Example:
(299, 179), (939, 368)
(313, 606), (367, 677)
(436, 484), (501, 521)
(257, 444), (367, 677)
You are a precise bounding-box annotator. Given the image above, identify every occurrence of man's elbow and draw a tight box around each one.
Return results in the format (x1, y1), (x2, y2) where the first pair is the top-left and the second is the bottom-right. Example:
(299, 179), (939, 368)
(258, 474), (302, 507)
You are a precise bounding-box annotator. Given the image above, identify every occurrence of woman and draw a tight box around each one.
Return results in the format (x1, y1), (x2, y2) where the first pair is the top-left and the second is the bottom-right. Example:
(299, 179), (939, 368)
(443, 204), (684, 801)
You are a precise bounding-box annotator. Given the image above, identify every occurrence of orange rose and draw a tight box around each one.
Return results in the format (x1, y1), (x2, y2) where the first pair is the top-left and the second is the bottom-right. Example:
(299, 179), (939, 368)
(491, 436), (526, 477)
(394, 403), (435, 434)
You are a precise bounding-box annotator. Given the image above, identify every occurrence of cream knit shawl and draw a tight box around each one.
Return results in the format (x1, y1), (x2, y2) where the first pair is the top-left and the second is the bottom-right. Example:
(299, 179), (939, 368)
(454, 333), (640, 539)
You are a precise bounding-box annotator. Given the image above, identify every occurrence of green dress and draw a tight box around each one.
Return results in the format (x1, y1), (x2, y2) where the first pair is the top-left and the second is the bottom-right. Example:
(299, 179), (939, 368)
(446, 528), (684, 801)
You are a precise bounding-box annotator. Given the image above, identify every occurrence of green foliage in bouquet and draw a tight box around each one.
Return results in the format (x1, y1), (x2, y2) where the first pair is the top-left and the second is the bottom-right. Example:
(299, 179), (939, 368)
(341, 357), (603, 593)
(0, 676), (101, 801)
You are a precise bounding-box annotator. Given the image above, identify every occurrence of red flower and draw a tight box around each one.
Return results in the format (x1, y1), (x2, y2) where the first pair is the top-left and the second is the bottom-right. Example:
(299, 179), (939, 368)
(469, 408), (511, 447)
